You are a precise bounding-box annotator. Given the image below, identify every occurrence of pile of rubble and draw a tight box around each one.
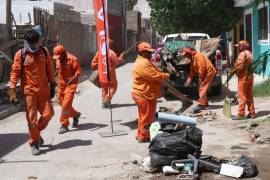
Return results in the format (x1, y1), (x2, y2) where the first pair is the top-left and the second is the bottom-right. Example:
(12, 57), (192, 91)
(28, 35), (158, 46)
(248, 120), (270, 144)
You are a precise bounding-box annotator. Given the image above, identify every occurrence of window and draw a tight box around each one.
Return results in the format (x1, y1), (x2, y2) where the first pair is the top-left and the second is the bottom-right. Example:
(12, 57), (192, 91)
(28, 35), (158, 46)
(245, 13), (252, 48)
(258, 6), (268, 42)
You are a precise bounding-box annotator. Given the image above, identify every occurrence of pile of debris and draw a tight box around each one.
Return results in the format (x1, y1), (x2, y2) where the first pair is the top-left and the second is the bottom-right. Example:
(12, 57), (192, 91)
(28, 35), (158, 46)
(136, 108), (259, 179)
(248, 120), (270, 144)
(161, 37), (222, 75)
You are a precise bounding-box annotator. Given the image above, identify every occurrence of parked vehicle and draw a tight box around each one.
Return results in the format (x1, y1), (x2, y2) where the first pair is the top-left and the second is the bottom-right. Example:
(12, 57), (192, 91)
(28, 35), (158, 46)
(160, 37), (223, 97)
(162, 33), (210, 43)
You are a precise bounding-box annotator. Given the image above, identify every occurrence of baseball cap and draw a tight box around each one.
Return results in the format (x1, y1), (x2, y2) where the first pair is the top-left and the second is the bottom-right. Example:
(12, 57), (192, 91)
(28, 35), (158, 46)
(137, 42), (155, 52)
(235, 40), (249, 47)
(53, 45), (65, 59)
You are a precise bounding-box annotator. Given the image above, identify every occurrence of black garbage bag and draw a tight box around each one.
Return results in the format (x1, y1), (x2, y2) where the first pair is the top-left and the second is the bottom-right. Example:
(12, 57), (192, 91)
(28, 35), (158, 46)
(235, 155), (259, 178)
(149, 152), (179, 168)
(149, 127), (203, 168)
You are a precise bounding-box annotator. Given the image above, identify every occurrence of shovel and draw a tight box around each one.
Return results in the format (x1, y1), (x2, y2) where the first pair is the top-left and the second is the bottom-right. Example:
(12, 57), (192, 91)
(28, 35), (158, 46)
(223, 33), (231, 118)
(223, 72), (231, 118)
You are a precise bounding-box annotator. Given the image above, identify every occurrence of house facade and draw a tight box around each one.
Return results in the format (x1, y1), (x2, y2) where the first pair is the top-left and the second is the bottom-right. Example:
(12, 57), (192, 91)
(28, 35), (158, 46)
(235, 0), (270, 76)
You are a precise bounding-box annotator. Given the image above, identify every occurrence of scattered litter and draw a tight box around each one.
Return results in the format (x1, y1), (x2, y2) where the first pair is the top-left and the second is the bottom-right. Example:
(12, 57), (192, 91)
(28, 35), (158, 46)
(142, 156), (158, 173)
(256, 137), (266, 144)
(163, 166), (179, 175)
(149, 122), (162, 140)
(220, 163), (243, 178)
(176, 174), (196, 180)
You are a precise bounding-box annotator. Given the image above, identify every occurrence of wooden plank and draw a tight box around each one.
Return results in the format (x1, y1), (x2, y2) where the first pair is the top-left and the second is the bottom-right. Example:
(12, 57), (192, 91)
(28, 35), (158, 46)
(162, 80), (193, 105)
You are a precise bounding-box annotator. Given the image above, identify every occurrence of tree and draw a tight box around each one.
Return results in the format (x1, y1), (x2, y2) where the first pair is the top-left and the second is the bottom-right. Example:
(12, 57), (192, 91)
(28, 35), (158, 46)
(148, 0), (240, 36)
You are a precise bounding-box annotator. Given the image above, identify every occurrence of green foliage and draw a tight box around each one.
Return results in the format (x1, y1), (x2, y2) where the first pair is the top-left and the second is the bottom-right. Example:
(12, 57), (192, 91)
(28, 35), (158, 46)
(147, 0), (240, 36)
(253, 78), (270, 97)
(253, 0), (269, 6)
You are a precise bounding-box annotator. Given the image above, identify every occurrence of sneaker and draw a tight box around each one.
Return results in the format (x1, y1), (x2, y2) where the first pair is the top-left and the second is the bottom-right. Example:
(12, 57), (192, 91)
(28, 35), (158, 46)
(102, 101), (111, 109)
(31, 144), (41, 156)
(38, 137), (44, 147)
(231, 115), (245, 120)
(58, 126), (69, 134)
(72, 112), (81, 127)
(246, 114), (256, 119)
(102, 102), (108, 108)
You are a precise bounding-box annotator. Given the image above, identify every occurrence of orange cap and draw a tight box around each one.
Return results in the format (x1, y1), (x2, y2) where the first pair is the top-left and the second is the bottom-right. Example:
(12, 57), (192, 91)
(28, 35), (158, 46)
(180, 47), (195, 56)
(53, 45), (65, 59)
(137, 42), (155, 52)
(235, 40), (250, 47)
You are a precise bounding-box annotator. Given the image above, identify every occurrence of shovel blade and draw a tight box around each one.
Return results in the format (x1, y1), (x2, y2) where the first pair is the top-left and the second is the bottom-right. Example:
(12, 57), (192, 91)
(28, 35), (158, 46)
(223, 97), (231, 119)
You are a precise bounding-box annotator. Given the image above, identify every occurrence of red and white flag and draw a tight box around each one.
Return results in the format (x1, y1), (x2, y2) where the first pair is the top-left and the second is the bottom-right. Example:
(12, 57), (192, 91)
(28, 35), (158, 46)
(93, 0), (110, 83)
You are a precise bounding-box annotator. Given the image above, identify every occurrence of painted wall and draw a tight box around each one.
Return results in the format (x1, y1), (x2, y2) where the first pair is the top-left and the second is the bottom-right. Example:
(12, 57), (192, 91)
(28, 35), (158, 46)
(244, 1), (270, 76)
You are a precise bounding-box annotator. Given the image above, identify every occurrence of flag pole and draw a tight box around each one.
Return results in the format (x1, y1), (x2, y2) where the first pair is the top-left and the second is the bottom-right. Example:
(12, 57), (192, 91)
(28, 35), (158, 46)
(102, 0), (114, 134)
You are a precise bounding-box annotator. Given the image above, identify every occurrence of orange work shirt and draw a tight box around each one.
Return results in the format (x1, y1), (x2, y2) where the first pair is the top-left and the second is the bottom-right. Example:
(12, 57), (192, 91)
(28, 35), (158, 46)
(188, 51), (217, 82)
(132, 55), (169, 100)
(56, 52), (81, 85)
(235, 50), (253, 81)
(10, 48), (55, 95)
(91, 49), (122, 85)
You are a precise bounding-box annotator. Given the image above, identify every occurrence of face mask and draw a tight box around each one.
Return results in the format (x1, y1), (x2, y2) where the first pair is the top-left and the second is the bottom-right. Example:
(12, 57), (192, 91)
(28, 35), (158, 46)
(29, 43), (39, 53)
(24, 40), (39, 53)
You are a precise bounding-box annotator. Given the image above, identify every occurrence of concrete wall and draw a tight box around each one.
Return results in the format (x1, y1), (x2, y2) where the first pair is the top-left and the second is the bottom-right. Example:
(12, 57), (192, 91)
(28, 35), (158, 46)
(53, 2), (96, 65)
(244, 2), (270, 76)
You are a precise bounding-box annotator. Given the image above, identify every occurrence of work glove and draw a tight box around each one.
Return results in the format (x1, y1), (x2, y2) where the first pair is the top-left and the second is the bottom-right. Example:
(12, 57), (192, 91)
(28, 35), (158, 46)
(226, 67), (236, 74)
(184, 80), (191, 87)
(8, 88), (18, 104)
(50, 82), (57, 99)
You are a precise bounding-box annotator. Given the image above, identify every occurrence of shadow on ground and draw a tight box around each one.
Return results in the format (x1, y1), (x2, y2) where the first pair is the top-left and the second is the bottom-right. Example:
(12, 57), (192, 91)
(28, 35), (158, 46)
(70, 122), (107, 132)
(256, 111), (270, 118)
(42, 139), (92, 154)
(0, 133), (28, 158)
(120, 119), (138, 130)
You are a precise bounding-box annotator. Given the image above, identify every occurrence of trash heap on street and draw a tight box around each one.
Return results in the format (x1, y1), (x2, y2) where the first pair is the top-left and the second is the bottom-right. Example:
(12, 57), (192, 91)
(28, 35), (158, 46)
(138, 107), (259, 179)
(161, 37), (221, 75)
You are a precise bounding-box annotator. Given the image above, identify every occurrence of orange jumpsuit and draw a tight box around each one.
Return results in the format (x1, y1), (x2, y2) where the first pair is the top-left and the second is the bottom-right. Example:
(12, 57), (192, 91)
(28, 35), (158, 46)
(235, 50), (255, 117)
(132, 55), (169, 141)
(91, 49), (123, 103)
(188, 52), (217, 106)
(56, 53), (81, 127)
(10, 48), (55, 145)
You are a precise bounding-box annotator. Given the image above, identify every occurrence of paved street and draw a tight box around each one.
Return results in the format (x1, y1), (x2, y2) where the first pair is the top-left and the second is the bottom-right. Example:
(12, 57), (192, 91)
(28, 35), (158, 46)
(0, 61), (270, 180)
(0, 61), (150, 179)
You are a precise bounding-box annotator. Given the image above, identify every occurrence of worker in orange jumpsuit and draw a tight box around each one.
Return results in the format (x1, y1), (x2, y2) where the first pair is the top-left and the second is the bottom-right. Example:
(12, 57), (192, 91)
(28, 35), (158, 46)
(132, 42), (170, 143)
(231, 40), (255, 120)
(9, 29), (56, 155)
(91, 40), (125, 108)
(53, 45), (81, 134)
(180, 47), (217, 110)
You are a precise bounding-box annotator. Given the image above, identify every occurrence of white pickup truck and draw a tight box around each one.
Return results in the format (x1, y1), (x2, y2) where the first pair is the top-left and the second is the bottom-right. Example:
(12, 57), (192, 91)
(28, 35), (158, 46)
(162, 33), (210, 43)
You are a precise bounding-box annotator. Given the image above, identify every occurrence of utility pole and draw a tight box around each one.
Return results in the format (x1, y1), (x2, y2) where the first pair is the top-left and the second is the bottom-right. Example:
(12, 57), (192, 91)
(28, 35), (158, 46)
(6, 0), (12, 41)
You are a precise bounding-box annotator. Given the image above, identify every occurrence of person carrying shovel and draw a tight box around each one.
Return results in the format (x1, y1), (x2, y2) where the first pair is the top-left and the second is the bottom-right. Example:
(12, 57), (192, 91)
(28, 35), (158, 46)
(53, 45), (81, 134)
(230, 40), (255, 120)
(180, 47), (217, 110)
